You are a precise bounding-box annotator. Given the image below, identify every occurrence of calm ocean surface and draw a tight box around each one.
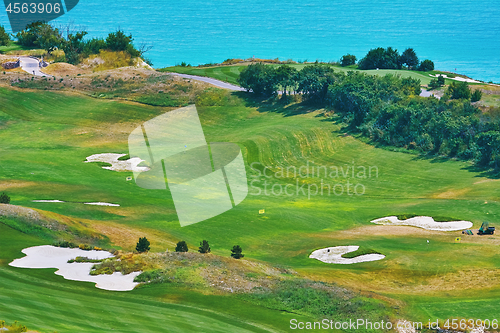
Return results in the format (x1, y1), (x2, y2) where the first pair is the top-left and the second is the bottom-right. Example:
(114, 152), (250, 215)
(1, 0), (499, 82)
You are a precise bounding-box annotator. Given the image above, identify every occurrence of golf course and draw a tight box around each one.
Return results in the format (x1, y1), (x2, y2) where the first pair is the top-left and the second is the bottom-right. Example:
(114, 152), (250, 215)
(1, 59), (500, 332)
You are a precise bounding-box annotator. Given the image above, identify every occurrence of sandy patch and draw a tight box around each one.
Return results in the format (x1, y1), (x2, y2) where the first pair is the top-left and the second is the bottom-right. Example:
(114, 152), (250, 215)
(32, 200), (120, 206)
(0, 180), (37, 190)
(430, 74), (482, 84)
(9, 245), (140, 291)
(371, 216), (472, 231)
(309, 246), (385, 264)
(43, 62), (88, 76)
(85, 153), (149, 172)
(84, 202), (120, 207)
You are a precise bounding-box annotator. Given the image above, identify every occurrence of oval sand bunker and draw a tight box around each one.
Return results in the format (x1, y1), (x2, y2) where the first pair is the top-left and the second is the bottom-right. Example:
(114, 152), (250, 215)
(371, 216), (472, 231)
(9, 245), (140, 291)
(309, 246), (385, 264)
(85, 153), (149, 172)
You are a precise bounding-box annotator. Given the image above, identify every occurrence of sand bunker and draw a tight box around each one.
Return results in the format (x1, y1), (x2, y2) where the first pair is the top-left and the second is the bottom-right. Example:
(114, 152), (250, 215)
(9, 245), (140, 291)
(309, 246), (385, 264)
(85, 153), (150, 172)
(430, 74), (481, 84)
(32, 200), (120, 206)
(84, 202), (120, 207)
(371, 216), (472, 231)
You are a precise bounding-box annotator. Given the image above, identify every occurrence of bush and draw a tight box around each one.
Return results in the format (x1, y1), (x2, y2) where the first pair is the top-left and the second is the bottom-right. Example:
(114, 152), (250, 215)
(0, 192), (10, 204)
(231, 245), (244, 259)
(175, 241), (188, 252)
(53, 240), (76, 248)
(198, 240), (211, 254)
(136, 237), (151, 253)
(418, 59), (435, 71)
(437, 75), (445, 85)
(447, 81), (471, 100)
(0, 25), (10, 46)
(358, 47), (400, 70)
(471, 89), (482, 102)
(340, 54), (357, 67)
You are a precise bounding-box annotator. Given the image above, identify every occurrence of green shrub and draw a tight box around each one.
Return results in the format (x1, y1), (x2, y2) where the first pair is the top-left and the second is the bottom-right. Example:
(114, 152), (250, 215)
(53, 240), (77, 248)
(471, 89), (482, 102)
(340, 54), (357, 67)
(136, 237), (150, 253)
(230, 245), (244, 259)
(198, 240), (211, 254)
(0, 192), (10, 204)
(175, 241), (188, 252)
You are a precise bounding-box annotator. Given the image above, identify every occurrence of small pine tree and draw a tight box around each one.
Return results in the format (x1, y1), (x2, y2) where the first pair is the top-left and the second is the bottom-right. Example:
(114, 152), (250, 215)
(0, 192), (10, 204)
(471, 89), (482, 102)
(230, 245), (244, 259)
(198, 240), (211, 253)
(135, 237), (150, 253)
(437, 75), (445, 86)
(175, 240), (188, 252)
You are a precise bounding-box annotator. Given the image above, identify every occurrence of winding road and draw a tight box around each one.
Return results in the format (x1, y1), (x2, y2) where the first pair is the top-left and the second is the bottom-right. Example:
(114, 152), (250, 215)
(165, 72), (245, 91)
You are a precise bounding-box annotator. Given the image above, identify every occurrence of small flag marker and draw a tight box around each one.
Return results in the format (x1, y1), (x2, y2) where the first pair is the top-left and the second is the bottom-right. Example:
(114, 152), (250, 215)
(259, 209), (265, 214)
(455, 237), (461, 242)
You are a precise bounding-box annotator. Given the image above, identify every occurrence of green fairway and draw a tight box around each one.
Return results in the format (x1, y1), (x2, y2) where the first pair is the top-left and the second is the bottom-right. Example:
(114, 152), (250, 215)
(1, 85), (499, 330)
(160, 63), (441, 86)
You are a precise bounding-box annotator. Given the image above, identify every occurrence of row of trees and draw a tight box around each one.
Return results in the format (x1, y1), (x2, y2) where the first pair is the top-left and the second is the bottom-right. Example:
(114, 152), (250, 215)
(355, 47), (434, 71)
(14, 21), (146, 64)
(239, 64), (499, 169)
(136, 238), (244, 259)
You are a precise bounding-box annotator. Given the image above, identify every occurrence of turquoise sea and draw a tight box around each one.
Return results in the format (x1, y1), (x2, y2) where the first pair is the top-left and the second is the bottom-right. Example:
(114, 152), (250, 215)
(1, 0), (499, 82)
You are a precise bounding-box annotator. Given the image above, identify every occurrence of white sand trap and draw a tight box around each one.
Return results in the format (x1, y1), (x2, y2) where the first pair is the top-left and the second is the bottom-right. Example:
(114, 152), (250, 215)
(9, 245), (141, 291)
(309, 246), (385, 264)
(85, 153), (150, 172)
(84, 202), (120, 207)
(371, 216), (472, 231)
(430, 74), (481, 83)
(32, 200), (65, 203)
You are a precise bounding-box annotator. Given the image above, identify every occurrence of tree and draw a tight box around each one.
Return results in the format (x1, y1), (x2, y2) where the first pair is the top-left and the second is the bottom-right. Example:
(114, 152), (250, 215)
(340, 54), (356, 67)
(471, 89), (482, 102)
(437, 75), (445, 86)
(0, 25), (10, 47)
(358, 47), (400, 70)
(106, 30), (140, 57)
(0, 192), (10, 204)
(399, 48), (419, 69)
(175, 240), (188, 252)
(61, 31), (88, 64)
(230, 245), (244, 259)
(296, 64), (338, 102)
(198, 240), (211, 253)
(237, 63), (277, 96)
(418, 59), (434, 72)
(447, 81), (471, 100)
(274, 65), (298, 96)
(135, 237), (150, 253)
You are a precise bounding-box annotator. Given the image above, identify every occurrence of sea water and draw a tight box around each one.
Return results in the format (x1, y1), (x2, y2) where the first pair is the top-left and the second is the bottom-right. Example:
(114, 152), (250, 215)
(1, 0), (499, 82)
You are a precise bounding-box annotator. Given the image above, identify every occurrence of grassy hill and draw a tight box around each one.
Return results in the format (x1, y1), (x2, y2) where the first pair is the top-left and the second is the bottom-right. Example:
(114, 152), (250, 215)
(0, 82), (499, 331)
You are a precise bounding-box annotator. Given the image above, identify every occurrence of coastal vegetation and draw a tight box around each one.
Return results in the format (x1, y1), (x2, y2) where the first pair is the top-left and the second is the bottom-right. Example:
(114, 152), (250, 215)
(14, 21), (148, 65)
(237, 64), (500, 170)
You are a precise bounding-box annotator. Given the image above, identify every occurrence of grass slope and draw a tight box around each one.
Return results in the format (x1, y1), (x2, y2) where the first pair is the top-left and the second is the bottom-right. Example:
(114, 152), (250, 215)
(0, 223), (310, 333)
(0, 86), (499, 327)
